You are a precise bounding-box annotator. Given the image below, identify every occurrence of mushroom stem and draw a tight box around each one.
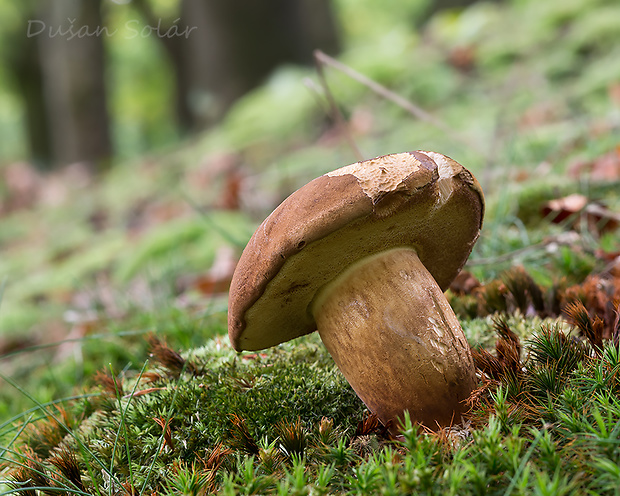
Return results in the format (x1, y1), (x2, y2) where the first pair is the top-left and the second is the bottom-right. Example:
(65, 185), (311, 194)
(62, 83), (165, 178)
(312, 247), (476, 431)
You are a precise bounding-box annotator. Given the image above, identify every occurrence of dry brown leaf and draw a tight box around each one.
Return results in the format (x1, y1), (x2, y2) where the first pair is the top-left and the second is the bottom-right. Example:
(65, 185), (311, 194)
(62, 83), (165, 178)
(447, 45), (476, 73)
(449, 270), (481, 295)
(182, 245), (237, 297)
(541, 193), (588, 223)
(1, 162), (41, 213)
(241, 353), (268, 360)
(568, 147), (620, 181)
(215, 168), (243, 210)
(541, 193), (619, 235)
(609, 82), (620, 107)
(184, 152), (246, 210)
(38, 162), (94, 208)
(595, 249), (620, 263)
(519, 102), (558, 130)
(0, 335), (38, 356)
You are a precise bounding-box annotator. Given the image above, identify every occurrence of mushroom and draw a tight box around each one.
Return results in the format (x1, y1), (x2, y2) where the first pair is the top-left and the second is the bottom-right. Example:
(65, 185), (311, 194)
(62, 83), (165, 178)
(228, 151), (484, 430)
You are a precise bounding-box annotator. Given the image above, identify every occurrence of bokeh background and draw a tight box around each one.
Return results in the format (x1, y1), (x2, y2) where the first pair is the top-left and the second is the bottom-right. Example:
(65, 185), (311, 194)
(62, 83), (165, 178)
(1, 0), (485, 169)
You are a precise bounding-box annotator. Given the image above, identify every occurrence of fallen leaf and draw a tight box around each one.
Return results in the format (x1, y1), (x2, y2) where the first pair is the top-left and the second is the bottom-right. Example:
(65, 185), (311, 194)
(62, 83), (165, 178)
(568, 146), (620, 181)
(447, 45), (476, 73)
(541, 193), (588, 224)
(216, 168), (243, 210)
(541, 193), (619, 235)
(609, 82), (620, 107)
(449, 270), (481, 295)
(241, 353), (268, 360)
(185, 152), (246, 210)
(1, 161), (41, 213)
(38, 162), (94, 208)
(181, 245), (238, 297)
(0, 335), (38, 356)
(595, 249), (620, 263)
(519, 102), (558, 130)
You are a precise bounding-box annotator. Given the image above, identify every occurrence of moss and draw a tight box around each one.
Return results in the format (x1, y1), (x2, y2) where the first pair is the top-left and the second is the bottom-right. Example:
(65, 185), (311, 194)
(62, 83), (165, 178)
(57, 334), (365, 491)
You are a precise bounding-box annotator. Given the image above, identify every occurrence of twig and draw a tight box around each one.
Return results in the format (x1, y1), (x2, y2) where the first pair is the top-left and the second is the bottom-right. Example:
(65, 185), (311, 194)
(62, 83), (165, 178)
(467, 243), (549, 267)
(312, 52), (364, 161)
(313, 50), (486, 157)
(467, 233), (581, 267)
(303, 77), (331, 119)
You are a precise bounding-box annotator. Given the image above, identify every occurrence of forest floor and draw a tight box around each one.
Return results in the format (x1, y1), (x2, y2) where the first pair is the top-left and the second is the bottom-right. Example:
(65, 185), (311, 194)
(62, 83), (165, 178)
(1, 0), (620, 494)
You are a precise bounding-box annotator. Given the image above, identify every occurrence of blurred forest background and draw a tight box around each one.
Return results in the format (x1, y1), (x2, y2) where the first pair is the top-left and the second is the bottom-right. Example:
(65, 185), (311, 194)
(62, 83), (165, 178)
(1, 0), (335, 170)
(0, 0), (476, 171)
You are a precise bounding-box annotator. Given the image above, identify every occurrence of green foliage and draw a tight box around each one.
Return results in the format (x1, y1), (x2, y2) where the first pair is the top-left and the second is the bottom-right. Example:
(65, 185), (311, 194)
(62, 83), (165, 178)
(106, 5), (179, 159)
(221, 68), (320, 150)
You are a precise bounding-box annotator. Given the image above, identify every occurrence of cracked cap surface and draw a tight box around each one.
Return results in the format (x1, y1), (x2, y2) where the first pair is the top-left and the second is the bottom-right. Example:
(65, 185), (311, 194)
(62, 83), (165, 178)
(228, 151), (484, 351)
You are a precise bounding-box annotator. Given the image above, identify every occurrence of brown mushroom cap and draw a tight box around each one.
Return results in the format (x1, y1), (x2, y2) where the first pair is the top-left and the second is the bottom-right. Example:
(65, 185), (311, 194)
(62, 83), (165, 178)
(228, 151), (484, 351)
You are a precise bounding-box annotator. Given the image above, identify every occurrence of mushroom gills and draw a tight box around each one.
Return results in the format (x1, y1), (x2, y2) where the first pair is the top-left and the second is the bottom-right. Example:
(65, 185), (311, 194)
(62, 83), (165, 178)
(311, 247), (476, 431)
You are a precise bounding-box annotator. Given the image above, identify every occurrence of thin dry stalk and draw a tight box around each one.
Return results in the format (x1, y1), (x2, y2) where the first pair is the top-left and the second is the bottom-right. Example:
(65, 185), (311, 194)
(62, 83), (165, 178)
(147, 334), (198, 377)
(564, 300), (604, 352)
(93, 369), (124, 397)
(48, 447), (86, 492)
(314, 50), (485, 156)
(228, 414), (259, 456)
(153, 416), (175, 452)
(312, 52), (364, 161)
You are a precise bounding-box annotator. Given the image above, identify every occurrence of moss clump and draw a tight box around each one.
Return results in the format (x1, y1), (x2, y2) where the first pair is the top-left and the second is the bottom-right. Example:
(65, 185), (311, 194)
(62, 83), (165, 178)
(1, 334), (366, 494)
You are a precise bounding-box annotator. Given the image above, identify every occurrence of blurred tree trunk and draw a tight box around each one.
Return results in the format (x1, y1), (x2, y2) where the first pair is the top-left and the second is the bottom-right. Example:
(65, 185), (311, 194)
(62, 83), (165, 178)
(10, 24), (51, 169)
(37, 0), (112, 171)
(135, 0), (340, 132)
(11, 0), (338, 169)
(5, 1), (52, 169)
